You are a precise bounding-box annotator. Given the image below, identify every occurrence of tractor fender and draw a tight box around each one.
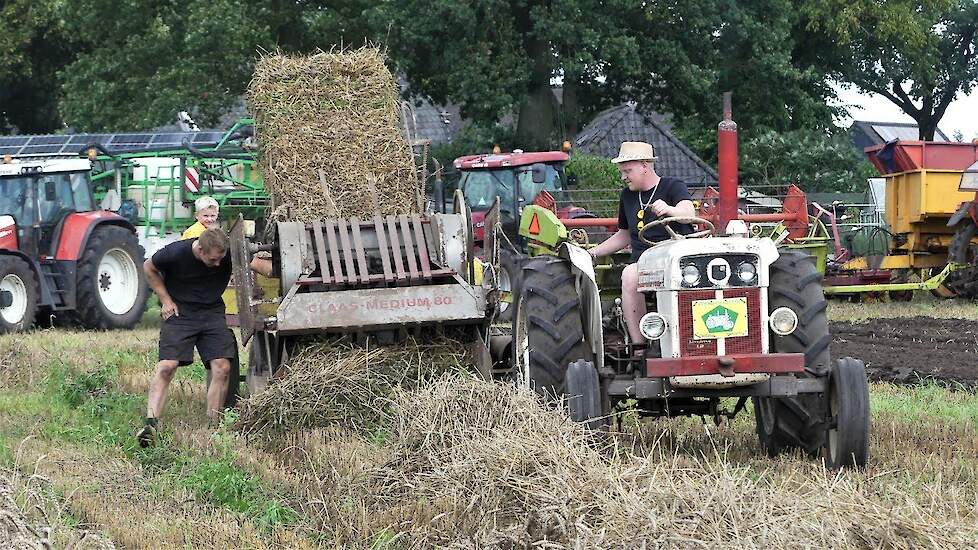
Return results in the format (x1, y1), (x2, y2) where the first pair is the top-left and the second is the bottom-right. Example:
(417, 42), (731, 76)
(0, 215), (18, 251)
(947, 202), (976, 228)
(54, 212), (134, 261)
(557, 242), (604, 372)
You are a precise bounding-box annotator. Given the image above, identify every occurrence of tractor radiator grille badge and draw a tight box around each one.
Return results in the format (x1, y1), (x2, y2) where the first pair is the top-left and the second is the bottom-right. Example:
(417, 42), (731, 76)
(678, 288), (762, 356)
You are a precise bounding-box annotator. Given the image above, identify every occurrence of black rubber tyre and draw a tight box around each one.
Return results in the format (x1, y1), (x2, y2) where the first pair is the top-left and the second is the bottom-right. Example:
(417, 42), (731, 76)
(824, 357), (870, 468)
(0, 256), (38, 334)
(565, 359), (604, 430)
(496, 249), (527, 323)
(513, 256), (593, 400)
(946, 220), (978, 298)
(753, 249), (832, 456)
(74, 225), (149, 329)
(206, 330), (241, 409)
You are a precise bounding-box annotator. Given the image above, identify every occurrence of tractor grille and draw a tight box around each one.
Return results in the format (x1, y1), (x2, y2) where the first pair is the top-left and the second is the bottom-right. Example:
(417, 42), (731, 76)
(677, 287), (763, 356)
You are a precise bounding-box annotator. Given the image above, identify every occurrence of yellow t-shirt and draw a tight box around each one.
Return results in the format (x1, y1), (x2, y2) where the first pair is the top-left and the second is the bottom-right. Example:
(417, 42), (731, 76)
(182, 221), (207, 240)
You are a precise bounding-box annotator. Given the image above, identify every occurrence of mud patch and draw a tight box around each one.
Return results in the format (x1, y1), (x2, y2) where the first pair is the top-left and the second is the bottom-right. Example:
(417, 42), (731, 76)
(831, 316), (978, 389)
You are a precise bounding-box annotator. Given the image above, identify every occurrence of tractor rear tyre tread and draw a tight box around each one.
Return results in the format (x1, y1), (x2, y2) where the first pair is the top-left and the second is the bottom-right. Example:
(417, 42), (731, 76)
(754, 249), (832, 456)
(947, 220), (978, 298)
(74, 225), (149, 329)
(515, 256), (593, 399)
(0, 256), (38, 334)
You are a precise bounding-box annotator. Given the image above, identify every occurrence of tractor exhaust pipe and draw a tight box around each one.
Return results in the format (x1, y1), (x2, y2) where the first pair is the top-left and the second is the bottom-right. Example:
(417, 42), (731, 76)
(718, 92), (738, 230)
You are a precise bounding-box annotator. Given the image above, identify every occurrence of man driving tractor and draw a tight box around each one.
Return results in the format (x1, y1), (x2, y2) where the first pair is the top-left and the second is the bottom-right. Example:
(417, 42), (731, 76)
(586, 141), (697, 345)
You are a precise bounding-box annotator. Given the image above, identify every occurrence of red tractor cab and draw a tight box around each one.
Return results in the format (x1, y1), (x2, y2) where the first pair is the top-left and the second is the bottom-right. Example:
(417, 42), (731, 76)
(452, 150), (592, 321)
(0, 158), (148, 333)
(453, 151), (591, 243)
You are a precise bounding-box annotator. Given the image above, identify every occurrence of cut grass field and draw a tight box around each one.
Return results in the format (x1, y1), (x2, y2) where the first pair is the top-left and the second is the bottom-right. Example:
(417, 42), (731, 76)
(0, 301), (976, 548)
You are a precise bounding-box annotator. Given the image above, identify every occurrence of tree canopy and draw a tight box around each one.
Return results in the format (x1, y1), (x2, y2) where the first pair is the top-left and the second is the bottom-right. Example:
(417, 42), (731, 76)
(805, 0), (978, 140)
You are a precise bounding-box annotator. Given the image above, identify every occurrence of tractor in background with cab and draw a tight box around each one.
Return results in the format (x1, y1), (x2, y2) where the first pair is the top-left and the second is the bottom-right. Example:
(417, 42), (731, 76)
(0, 157), (148, 333)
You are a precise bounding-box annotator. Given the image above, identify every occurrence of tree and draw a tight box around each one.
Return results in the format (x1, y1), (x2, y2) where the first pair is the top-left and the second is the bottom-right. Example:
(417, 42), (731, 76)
(739, 129), (877, 193)
(805, 0), (978, 140)
(382, 0), (645, 149)
(55, 0), (378, 132)
(0, 0), (76, 133)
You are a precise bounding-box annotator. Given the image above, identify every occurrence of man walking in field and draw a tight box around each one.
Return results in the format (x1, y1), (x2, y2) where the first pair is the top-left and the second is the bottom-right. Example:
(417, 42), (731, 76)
(586, 141), (697, 346)
(137, 227), (266, 447)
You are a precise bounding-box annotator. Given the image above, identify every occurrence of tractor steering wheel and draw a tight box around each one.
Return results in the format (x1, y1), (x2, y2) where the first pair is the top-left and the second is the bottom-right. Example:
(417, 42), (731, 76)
(638, 216), (716, 245)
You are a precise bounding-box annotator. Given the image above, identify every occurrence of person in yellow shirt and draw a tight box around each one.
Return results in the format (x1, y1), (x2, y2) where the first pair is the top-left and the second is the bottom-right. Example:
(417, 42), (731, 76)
(182, 196), (220, 239)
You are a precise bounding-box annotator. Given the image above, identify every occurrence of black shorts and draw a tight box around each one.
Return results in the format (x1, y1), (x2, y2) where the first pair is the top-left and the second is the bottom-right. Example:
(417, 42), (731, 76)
(158, 313), (236, 366)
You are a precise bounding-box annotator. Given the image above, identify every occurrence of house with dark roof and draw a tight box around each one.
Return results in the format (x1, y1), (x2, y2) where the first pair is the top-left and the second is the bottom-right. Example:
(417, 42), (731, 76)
(849, 120), (949, 154)
(573, 103), (718, 187)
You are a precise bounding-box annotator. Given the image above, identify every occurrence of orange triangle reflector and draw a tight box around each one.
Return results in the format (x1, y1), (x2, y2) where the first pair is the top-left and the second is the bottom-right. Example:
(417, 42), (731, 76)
(528, 213), (541, 235)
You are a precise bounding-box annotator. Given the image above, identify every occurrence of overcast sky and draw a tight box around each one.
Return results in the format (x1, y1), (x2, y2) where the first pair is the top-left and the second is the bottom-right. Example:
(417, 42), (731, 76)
(831, 83), (978, 140)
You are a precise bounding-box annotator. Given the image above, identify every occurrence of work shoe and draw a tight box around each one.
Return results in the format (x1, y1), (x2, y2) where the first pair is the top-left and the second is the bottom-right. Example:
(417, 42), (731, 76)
(136, 421), (158, 448)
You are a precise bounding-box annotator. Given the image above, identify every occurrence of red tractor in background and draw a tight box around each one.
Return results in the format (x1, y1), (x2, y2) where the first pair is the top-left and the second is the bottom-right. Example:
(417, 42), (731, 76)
(451, 150), (606, 320)
(0, 157), (148, 333)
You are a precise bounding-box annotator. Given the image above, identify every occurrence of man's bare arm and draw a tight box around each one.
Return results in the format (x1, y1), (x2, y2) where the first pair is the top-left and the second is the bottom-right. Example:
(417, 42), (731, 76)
(249, 257), (274, 277)
(588, 229), (631, 258)
(143, 259), (178, 318)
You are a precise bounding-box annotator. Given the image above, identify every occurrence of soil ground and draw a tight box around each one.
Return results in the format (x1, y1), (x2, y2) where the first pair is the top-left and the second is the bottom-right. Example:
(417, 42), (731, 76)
(831, 316), (978, 389)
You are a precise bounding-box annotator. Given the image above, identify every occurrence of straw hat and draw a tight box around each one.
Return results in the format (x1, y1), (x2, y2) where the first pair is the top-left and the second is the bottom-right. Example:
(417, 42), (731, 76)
(611, 141), (658, 164)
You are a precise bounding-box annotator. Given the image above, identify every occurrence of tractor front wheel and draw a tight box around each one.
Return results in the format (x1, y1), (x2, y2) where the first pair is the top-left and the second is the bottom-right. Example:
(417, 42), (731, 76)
(74, 225), (148, 329)
(824, 357), (870, 468)
(0, 256), (38, 334)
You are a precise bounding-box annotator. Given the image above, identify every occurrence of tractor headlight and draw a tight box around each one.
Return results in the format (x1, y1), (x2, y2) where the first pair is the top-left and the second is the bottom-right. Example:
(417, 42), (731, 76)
(769, 307), (798, 335)
(640, 312), (668, 340)
(681, 264), (701, 287)
(737, 261), (757, 283)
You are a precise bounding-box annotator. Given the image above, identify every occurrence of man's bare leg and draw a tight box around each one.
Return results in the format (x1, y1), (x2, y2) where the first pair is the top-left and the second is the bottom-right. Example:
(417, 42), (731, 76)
(621, 263), (648, 344)
(146, 360), (180, 419)
(205, 358), (231, 420)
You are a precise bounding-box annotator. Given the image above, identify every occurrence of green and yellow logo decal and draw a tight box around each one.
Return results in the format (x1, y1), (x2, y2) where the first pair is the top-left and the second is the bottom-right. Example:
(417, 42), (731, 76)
(691, 298), (749, 339)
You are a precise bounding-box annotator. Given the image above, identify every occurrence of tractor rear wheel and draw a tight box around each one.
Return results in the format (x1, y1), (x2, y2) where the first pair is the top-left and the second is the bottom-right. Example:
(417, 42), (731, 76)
(0, 256), (38, 334)
(74, 225), (148, 329)
(946, 219), (978, 297)
(513, 256), (600, 425)
(753, 249), (834, 458)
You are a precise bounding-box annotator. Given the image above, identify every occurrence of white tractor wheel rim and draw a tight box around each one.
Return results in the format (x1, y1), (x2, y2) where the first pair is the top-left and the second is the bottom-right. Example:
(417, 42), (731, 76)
(0, 274), (28, 325)
(98, 248), (139, 315)
(498, 267), (512, 313)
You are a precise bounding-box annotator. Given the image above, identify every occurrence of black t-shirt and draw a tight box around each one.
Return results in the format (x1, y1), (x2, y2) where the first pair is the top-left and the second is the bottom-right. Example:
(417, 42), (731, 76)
(151, 239), (232, 315)
(617, 177), (693, 262)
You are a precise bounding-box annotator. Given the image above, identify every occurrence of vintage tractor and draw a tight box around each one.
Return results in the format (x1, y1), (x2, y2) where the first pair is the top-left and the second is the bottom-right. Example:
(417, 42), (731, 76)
(0, 157), (149, 333)
(506, 96), (870, 468)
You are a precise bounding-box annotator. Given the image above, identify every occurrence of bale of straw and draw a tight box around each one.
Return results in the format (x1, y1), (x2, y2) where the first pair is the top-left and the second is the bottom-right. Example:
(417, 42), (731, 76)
(248, 47), (421, 221)
(233, 335), (471, 436)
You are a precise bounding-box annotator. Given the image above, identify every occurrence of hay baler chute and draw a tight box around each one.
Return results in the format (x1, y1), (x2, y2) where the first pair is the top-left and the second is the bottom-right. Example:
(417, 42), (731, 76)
(232, 191), (500, 393)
